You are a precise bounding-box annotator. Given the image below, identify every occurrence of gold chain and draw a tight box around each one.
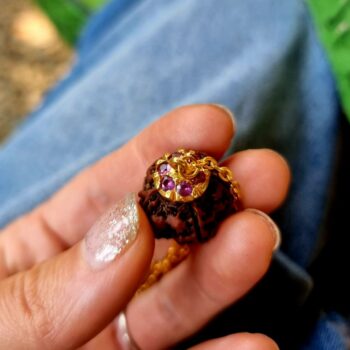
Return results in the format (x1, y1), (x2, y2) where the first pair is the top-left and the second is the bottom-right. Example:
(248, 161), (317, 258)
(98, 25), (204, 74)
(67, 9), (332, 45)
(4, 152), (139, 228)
(198, 156), (241, 201)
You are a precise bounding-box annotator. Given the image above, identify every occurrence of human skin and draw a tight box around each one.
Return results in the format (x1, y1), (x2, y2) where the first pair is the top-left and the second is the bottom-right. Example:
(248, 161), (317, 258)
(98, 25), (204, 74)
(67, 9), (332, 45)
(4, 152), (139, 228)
(0, 105), (289, 349)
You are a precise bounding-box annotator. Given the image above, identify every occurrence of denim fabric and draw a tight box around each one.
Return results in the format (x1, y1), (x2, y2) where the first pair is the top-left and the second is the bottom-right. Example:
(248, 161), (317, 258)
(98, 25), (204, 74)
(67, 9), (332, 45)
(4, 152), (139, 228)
(0, 0), (344, 348)
(301, 314), (347, 350)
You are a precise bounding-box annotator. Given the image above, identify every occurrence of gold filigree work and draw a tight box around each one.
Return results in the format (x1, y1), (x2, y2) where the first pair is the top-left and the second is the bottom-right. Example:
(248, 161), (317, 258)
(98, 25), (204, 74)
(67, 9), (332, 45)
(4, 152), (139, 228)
(152, 149), (241, 203)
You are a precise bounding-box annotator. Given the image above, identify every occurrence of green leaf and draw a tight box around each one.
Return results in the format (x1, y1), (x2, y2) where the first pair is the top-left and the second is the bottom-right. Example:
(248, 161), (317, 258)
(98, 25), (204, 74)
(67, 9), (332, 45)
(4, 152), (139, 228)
(34, 0), (107, 45)
(307, 0), (350, 122)
(79, 0), (107, 11)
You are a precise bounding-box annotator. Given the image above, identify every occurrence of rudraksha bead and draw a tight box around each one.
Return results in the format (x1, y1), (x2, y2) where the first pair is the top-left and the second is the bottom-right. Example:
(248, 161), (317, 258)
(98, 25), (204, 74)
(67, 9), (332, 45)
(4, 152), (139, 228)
(139, 149), (241, 244)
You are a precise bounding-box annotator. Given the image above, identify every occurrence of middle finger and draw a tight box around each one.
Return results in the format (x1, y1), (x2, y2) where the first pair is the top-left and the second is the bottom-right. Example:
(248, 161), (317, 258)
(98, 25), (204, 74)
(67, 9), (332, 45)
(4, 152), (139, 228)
(125, 209), (279, 349)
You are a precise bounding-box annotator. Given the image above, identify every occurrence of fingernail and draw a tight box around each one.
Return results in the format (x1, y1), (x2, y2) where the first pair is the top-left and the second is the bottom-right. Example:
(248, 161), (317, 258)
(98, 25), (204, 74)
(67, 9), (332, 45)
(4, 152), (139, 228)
(245, 209), (281, 251)
(84, 193), (139, 269)
(210, 104), (236, 126)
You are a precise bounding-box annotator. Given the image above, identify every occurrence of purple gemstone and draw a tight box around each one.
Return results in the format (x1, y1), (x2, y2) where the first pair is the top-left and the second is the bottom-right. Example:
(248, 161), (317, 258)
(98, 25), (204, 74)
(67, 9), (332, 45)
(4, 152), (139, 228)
(158, 163), (171, 175)
(192, 171), (206, 184)
(177, 181), (193, 196)
(161, 176), (175, 191)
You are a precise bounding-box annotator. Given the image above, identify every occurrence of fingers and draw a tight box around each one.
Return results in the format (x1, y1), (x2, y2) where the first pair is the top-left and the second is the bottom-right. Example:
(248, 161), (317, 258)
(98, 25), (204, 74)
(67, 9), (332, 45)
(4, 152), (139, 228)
(123, 209), (279, 350)
(0, 195), (154, 350)
(189, 333), (279, 350)
(37, 104), (235, 244)
(0, 104), (234, 277)
(223, 149), (290, 213)
(0, 147), (290, 279)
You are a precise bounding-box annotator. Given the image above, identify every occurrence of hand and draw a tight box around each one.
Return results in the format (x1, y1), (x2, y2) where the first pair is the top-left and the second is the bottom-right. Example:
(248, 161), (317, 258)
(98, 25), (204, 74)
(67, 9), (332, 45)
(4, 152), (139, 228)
(0, 105), (290, 349)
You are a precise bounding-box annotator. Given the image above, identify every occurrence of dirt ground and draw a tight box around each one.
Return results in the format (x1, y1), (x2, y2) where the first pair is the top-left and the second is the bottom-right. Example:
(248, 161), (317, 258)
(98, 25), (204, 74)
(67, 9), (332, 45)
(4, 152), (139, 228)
(0, 0), (72, 142)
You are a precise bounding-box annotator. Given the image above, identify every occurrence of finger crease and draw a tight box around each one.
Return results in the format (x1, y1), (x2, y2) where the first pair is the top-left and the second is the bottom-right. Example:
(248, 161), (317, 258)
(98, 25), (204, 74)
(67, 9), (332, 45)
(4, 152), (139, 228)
(37, 212), (70, 252)
(190, 263), (226, 309)
(0, 244), (10, 278)
(154, 280), (188, 333)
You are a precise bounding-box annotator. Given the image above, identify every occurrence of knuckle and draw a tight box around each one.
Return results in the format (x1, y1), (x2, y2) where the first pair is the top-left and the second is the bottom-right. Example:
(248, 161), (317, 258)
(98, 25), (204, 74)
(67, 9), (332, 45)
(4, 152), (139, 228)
(84, 168), (113, 215)
(193, 243), (266, 306)
(153, 283), (191, 334)
(35, 211), (70, 253)
(15, 271), (54, 347)
(193, 260), (233, 306)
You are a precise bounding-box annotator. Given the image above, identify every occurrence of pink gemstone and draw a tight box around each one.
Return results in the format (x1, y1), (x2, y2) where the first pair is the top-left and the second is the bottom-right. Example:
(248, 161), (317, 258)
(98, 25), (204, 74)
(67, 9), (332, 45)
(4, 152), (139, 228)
(161, 176), (175, 191)
(177, 181), (193, 196)
(192, 171), (206, 184)
(158, 163), (171, 175)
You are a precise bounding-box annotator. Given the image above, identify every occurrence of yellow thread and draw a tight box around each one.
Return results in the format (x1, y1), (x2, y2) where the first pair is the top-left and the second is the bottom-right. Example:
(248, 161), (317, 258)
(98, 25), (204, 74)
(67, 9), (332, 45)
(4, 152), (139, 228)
(136, 241), (190, 295)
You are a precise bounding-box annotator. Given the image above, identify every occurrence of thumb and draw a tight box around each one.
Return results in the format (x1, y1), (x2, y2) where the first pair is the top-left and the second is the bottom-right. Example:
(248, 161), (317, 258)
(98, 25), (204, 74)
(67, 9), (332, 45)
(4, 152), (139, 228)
(0, 193), (154, 350)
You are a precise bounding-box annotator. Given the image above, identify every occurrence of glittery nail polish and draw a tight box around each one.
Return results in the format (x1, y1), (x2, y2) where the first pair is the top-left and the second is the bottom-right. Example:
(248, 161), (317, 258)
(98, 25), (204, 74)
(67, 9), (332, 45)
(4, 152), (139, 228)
(84, 193), (139, 269)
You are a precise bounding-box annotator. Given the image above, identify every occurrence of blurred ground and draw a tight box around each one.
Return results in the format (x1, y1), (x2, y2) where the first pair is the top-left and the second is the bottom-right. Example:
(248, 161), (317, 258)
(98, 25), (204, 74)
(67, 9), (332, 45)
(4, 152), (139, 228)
(0, 0), (72, 142)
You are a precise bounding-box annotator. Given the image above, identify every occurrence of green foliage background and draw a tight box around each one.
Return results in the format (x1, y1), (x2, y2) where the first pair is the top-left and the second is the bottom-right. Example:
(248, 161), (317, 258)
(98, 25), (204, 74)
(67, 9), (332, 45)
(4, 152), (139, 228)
(35, 0), (107, 44)
(36, 0), (350, 121)
(307, 0), (350, 121)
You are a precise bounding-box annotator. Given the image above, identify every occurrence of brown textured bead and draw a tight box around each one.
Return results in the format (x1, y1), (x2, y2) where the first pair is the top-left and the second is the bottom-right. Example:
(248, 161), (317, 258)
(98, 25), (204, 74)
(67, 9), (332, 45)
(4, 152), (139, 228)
(138, 149), (241, 244)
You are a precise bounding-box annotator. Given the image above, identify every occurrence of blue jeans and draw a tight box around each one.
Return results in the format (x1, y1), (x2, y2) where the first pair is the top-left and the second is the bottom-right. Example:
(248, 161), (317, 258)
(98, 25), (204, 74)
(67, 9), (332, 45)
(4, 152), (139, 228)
(0, 0), (346, 348)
